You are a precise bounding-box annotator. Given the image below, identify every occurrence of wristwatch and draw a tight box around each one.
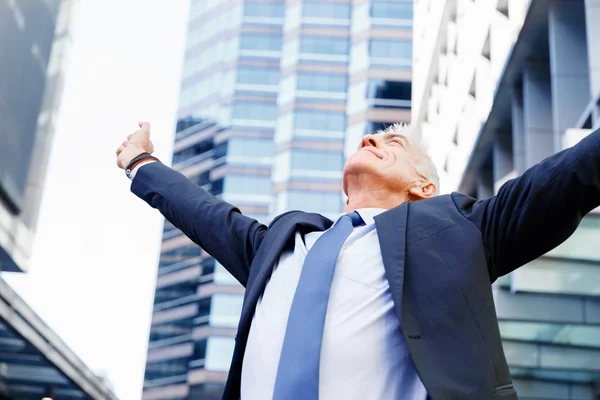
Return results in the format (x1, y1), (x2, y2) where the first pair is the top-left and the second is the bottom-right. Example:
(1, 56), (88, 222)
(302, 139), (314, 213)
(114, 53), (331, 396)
(126, 153), (159, 178)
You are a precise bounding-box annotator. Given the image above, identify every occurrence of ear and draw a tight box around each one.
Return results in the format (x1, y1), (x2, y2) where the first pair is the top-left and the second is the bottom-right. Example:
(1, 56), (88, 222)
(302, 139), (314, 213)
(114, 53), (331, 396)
(408, 181), (437, 201)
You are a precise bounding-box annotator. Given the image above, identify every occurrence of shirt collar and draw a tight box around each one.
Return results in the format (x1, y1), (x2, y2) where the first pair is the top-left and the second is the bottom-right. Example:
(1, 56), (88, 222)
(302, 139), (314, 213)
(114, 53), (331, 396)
(334, 208), (386, 226)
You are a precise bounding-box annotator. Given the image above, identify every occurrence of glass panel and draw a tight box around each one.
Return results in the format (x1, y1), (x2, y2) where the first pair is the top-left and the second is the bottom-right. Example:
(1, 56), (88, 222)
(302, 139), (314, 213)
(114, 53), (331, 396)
(240, 34), (283, 51)
(499, 321), (600, 348)
(300, 36), (349, 55)
(291, 150), (344, 171)
(511, 367), (600, 384)
(213, 261), (241, 285)
(296, 72), (348, 92)
(302, 2), (351, 19)
(511, 258), (600, 296)
(232, 102), (278, 121)
(209, 294), (244, 327)
(227, 137), (274, 159)
(224, 175), (273, 195)
(294, 110), (346, 131)
(369, 39), (412, 59)
(287, 190), (342, 213)
(236, 67), (280, 86)
(547, 216), (600, 261)
(370, 1), (413, 20)
(366, 80), (412, 101)
(205, 337), (235, 371)
(243, 2), (285, 18)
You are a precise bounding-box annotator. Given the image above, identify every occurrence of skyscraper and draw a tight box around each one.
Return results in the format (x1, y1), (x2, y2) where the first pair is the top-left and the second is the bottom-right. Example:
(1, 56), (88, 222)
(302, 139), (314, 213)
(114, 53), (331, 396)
(412, 0), (600, 398)
(0, 1), (117, 398)
(143, 1), (414, 398)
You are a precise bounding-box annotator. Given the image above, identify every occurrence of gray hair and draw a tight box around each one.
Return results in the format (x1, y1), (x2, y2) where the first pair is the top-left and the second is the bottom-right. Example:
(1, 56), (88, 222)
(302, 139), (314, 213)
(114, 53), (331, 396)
(376, 122), (440, 194)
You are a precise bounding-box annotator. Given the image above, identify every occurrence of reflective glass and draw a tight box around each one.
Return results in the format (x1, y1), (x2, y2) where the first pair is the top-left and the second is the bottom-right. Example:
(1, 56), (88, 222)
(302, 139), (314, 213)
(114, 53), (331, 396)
(294, 110), (346, 131)
(366, 80), (412, 101)
(205, 337), (235, 371)
(370, 1), (413, 19)
(228, 137), (274, 158)
(232, 102), (278, 121)
(302, 2), (351, 19)
(291, 150), (343, 171)
(365, 121), (400, 134)
(244, 2), (285, 18)
(300, 36), (349, 55)
(214, 261), (241, 285)
(510, 367), (600, 384)
(297, 72), (347, 92)
(499, 321), (600, 348)
(236, 67), (280, 86)
(144, 357), (189, 381)
(223, 175), (273, 195)
(287, 191), (342, 213)
(209, 294), (243, 327)
(369, 39), (412, 59)
(240, 34), (283, 51)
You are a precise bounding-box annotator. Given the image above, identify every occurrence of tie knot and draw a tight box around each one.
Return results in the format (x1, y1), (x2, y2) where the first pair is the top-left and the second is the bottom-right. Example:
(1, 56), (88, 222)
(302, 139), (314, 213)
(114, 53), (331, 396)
(346, 211), (364, 227)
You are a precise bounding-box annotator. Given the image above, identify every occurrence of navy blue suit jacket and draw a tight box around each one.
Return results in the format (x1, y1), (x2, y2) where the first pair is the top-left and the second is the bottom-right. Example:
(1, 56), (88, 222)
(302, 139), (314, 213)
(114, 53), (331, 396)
(132, 128), (600, 400)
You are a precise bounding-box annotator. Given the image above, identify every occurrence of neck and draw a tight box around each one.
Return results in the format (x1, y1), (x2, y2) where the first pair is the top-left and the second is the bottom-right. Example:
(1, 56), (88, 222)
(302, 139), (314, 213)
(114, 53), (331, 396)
(344, 187), (408, 213)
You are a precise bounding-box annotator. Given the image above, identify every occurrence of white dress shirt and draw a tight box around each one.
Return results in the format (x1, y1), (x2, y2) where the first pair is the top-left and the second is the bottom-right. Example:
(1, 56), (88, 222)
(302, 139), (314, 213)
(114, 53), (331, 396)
(241, 209), (427, 400)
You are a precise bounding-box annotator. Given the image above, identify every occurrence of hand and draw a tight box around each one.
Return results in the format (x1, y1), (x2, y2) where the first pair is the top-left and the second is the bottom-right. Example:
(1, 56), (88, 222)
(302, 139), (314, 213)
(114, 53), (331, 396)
(116, 121), (155, 169)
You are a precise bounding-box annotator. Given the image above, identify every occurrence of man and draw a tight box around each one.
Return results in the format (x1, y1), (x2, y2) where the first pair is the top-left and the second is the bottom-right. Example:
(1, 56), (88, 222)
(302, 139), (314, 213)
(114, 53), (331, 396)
(117, 121), (600, 399)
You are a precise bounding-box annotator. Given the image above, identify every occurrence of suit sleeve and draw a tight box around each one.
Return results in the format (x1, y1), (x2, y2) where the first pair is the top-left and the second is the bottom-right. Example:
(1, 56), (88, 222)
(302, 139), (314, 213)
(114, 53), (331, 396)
(131, 161), (267, 286)
(452, 128), (600, 281)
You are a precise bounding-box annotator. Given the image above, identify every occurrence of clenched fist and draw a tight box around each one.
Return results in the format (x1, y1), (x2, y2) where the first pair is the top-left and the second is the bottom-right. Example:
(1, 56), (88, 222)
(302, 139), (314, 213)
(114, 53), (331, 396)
(116, 122), (155, 169)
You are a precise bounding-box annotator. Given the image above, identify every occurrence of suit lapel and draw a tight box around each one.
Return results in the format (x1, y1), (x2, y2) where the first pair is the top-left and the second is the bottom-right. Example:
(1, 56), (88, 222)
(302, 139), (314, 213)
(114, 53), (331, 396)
(237, 212), (332, 340)
(374, 201), (408, 322)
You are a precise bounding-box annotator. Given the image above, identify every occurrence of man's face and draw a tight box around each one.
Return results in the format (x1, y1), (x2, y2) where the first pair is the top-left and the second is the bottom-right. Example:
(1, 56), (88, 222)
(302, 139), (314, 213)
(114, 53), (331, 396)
(342, 132), (424, 195)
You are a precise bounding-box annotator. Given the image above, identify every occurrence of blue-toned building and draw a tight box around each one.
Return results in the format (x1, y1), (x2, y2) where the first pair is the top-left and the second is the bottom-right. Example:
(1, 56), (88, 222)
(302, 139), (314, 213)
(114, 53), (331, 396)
(412, 0), (600, 398)
(142, 1), (415, 399)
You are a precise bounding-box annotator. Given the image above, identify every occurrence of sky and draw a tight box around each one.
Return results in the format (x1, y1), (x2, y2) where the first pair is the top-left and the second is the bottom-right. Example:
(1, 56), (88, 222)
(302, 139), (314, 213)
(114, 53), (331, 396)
(2, 1), (190, 399)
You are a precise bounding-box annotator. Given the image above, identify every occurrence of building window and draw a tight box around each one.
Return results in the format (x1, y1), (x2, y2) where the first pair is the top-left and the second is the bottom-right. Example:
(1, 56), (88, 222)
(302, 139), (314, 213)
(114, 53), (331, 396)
(302, 2), (351, 19)
(365, 121), (399, 134)
(294, 110), (346, 131)
(300, 36), (349, 55)
(291, 150), (343, 171)
(232, 102), (278, 121)
(287, 191), (342, 213)
(370, 1), (413, 20)
(366, 80), (412, 101)
(365, 80), (412, 108)
(224, 175), (273, 195)
(296, 72), (347, 92)
(209, 294), (243, 327)
(205, 337), (235, 371)
(228, 137), (274, 158)
(369, 39), (412, 59)
(243, 2), (285, 18)
(172, 139), (213, 165)
(236, 67), (280, 86)
(240, 34), (283, 51)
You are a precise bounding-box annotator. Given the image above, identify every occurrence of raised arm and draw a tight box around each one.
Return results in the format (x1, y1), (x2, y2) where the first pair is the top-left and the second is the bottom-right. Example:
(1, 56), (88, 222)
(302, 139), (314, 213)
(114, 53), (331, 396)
(452, 127), (600, 281)
(116, 123), (267, 286)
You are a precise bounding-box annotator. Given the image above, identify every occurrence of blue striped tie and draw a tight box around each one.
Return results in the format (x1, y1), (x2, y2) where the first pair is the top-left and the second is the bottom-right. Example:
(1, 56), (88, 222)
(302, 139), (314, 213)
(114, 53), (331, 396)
(273, 211), (364, 400)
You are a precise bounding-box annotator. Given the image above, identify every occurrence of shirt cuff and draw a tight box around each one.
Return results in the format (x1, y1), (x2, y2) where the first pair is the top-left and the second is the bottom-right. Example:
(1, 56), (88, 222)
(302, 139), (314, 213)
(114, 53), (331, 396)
(129, 160), (158, 181)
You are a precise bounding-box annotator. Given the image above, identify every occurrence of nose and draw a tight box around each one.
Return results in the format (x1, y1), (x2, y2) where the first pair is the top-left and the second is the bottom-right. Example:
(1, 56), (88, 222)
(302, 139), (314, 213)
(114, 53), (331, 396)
(360, 134), (380, 148)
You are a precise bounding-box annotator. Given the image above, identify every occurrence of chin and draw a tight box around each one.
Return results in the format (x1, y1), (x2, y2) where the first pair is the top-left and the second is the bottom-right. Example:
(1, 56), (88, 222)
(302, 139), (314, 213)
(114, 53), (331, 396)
(343, 156), (381, 178)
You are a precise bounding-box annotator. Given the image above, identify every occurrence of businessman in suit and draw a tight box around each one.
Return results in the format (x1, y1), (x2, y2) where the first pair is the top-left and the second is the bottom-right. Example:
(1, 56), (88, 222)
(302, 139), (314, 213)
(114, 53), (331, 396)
(116, 121), (600, 399)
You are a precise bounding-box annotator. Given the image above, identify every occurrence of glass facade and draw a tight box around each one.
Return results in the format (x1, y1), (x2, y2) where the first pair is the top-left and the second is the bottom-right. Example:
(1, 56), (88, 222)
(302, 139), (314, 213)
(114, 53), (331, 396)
(412, 0), (600, 398)
(143, 1), (414, 398)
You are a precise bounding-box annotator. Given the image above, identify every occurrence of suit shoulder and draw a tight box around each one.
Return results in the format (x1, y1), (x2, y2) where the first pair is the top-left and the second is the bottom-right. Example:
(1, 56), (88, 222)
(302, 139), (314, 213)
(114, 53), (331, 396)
(450, 192), (478, 214)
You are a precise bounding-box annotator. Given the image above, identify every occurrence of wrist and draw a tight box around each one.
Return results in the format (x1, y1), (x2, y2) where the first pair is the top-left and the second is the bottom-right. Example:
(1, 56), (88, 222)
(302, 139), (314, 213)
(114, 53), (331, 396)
(126, 153), (159, 178)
